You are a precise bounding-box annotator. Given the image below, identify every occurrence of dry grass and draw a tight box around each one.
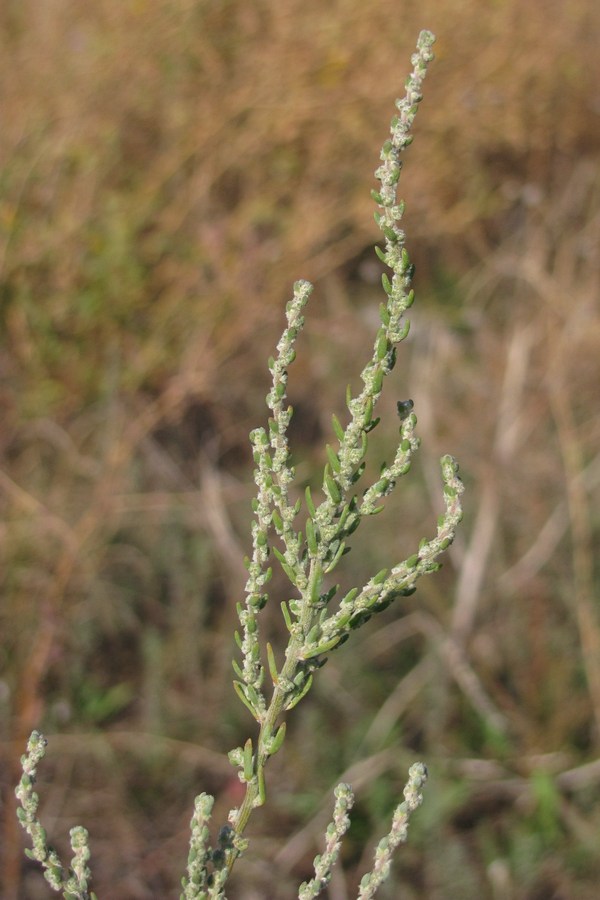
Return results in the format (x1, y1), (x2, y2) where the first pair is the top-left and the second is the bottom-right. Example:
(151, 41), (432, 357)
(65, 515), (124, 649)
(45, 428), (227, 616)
(1, 1), (600, 897)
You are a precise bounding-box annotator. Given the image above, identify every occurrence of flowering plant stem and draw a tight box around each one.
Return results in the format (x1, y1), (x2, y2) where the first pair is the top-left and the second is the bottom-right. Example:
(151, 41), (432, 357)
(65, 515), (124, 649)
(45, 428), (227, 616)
(16, 29), (463, 900)
(218, 28), (463, 888)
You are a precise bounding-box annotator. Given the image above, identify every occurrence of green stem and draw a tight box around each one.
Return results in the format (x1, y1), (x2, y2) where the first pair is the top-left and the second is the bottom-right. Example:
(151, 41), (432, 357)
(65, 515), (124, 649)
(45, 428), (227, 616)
(226, 559), (322, 874)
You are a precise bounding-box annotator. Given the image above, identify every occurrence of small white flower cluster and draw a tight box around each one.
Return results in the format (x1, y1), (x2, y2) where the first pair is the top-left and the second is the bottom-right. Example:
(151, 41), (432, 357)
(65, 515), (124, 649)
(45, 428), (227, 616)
(15, 730), (95, 899)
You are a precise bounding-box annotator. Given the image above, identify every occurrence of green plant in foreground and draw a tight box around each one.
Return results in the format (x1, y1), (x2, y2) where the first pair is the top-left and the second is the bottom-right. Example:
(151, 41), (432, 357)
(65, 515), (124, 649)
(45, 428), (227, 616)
(16, 30), (463, 899)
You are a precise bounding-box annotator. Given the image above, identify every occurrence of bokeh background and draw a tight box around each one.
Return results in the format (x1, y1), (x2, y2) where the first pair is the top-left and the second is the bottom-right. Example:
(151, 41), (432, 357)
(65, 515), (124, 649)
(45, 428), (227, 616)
(1, 1), (599, 897)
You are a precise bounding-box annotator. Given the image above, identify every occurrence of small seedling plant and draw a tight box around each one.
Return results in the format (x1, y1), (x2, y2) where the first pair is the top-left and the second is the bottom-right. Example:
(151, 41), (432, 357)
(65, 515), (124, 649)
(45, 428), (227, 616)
(16, 30), (463, 899)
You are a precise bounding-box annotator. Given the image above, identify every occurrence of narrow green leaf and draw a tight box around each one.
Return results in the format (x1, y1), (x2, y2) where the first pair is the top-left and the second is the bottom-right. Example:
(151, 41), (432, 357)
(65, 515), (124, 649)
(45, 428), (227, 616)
(373, 567), (389, 584)
(233, 682), (261, 721)
(397, 319), (411, 341)
(379, 302), (391, 326)
(302, 635), (342, 659)
(246, 682), (263, 711)
(266, 642), (279, 685)
(280, 561), (298, 585)
(372, 367), (384, 394)
(232, 658), (243, 679)
(280, 600), (293, 631)
(376, 330), (389, 360)
(337, 503), (351, 530)
(331, 413), (345, 442)
(326, 444), (342, 473)
(310, 563), (325, 605)
(243, 738), (254, 782)
(324, 540), (346, 574)
(335, 610), (352, 628)
(360, 430), (369, 459)
(285, 673), (313, 710)
(341, 587), (359, 606)
(325, 472), (342, 504)
(305, 485), (316, 518)
(306, 623), (322, 644)
(257, 765), (266, 806)
(305, 516), (318, 555)
(269, 722), (286, 755)
(272, 546), (286, 564)
(362, 395), (374, 428)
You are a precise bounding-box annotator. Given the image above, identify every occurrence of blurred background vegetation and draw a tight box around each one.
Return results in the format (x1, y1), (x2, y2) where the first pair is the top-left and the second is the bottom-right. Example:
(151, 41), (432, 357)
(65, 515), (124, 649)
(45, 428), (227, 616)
(1, 1), (599, 897)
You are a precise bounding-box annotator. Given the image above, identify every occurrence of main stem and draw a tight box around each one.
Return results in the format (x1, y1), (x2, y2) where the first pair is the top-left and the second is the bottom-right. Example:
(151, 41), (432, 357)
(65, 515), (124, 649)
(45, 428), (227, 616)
(226, 559), (322, 875)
